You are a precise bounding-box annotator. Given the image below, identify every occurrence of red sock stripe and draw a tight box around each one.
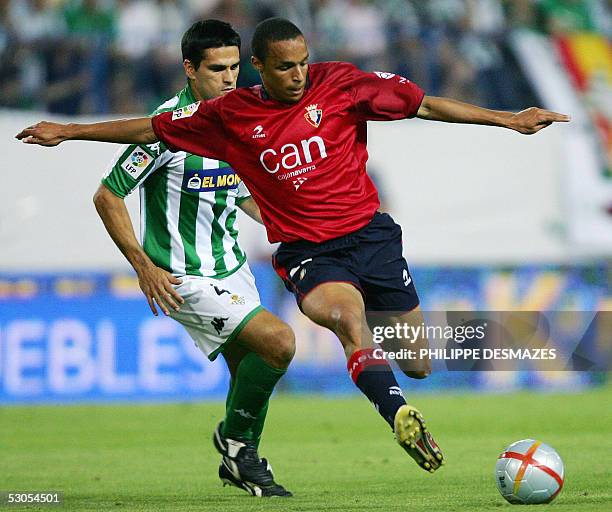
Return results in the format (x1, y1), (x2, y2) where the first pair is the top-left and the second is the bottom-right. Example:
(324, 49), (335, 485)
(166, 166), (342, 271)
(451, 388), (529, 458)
(347, 348), (390, 383)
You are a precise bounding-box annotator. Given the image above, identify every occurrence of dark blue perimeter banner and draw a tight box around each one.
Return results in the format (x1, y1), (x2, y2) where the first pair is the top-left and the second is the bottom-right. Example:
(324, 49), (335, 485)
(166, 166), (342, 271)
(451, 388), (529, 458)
(0, 265), (609, 403)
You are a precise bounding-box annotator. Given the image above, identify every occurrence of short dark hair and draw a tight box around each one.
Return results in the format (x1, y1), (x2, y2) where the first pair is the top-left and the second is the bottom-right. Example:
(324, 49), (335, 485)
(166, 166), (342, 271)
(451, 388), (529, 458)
(251, 17), (303, 62)
(181, 19), (241, 70)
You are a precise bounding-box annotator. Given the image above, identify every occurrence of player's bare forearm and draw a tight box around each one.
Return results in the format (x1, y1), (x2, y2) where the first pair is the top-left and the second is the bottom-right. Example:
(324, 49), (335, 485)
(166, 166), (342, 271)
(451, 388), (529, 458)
(93, 184), (183, 316)
(238, 197), (264, 225)
(416, 96), (570, 135)
(16, 118), (157, 147)
(93, 184), (153, 273)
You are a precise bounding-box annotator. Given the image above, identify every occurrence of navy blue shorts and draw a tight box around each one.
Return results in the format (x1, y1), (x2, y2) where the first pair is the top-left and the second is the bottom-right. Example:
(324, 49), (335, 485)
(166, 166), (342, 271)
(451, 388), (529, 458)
(272, 212), (419, 312)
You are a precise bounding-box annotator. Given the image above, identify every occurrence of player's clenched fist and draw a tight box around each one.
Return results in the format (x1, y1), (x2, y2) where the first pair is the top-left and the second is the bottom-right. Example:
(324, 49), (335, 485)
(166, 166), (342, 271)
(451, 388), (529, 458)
(15, 121), (69, 146)
(509, 107), (570, 135)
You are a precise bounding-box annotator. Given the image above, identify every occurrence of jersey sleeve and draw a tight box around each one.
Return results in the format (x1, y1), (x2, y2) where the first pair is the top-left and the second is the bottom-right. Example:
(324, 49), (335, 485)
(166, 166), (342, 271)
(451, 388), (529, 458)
(234, 179), (251, 205)
(338, 63), (425, 121)
(151, 99), (229, 162)
(101, 142), (170, 198)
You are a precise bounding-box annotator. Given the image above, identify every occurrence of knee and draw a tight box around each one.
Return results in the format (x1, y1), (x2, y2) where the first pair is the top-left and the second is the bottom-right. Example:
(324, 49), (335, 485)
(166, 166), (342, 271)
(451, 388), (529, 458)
(404, 361), (432, 380)
(265, 322), (295, 369)
(405, 370), (430, 380)
(329, 307), (364, 355)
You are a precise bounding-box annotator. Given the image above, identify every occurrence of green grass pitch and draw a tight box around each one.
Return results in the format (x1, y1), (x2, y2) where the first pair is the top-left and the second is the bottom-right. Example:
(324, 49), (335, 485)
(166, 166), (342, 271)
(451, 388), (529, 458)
(1, 385), (611, 511)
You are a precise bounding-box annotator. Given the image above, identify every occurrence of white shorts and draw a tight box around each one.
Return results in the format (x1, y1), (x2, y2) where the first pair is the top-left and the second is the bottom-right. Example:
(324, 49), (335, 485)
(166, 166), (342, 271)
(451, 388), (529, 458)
(169, 263), (262, 360)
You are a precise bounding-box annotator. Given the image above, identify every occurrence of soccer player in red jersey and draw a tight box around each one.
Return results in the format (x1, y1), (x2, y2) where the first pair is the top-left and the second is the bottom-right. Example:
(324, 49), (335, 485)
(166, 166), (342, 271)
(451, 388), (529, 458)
(17, 17), (570, 474)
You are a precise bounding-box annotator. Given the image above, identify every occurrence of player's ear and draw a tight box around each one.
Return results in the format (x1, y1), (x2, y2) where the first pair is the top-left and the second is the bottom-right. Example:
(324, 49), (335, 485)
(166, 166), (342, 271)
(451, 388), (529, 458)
(251, 55), (264, 73)
(183, 59), (196, 80)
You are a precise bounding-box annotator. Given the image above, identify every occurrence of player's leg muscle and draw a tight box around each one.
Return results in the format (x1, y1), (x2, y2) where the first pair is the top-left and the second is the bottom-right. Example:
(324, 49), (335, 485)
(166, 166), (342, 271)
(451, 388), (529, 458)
(370, 306), (431, 379)
(301, 282), (372, 359)
(235, 309), (295, 369)
(222, 342), (250, 378)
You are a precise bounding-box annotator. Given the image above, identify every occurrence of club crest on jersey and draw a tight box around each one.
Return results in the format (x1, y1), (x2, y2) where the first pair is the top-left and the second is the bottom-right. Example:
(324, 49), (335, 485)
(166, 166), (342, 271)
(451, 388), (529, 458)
(120, 147), (153, 179)
(172, 101), (200, 121)
(304, 104), (323, 128)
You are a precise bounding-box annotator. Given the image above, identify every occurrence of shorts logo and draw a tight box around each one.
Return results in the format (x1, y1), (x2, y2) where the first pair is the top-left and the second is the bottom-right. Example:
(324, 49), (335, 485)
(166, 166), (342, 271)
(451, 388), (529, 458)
(304, 104), (323, 128)
(211, 284), (230, 296)
(172, 101), (200, 121)
(403, 269), (412, 287)
(211, 316), (228, 335)
(120, 148), (153, 179)
(183, 168), (241, 192)
(230, 294), (245, 305)
(374, 71), (395, 80)
(289, 258), (312, 280)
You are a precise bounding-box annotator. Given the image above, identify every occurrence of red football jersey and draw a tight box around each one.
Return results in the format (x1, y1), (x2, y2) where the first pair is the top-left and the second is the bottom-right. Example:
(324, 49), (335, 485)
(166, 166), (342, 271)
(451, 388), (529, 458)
(152, 62), (424, 243)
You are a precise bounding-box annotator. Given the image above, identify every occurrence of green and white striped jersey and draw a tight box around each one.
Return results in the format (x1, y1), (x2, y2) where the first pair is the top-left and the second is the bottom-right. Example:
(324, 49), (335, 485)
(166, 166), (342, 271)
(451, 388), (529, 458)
(102, 85), (250, 278)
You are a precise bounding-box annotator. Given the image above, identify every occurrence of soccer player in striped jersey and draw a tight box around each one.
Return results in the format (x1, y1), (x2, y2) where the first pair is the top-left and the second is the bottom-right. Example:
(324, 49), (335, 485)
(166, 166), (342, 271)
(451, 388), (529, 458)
(17, 18), (570, 477)
(91, 20), (294, 497)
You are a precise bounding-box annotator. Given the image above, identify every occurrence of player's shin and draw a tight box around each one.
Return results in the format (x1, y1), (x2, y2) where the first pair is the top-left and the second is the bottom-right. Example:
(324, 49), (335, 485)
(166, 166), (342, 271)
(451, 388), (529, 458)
(224, 377), (268, 448)
(222, 352), (286, 440)
(225, 377), (234, 413)
(250, 400), (269, 450)
(347, 348), (407, 429)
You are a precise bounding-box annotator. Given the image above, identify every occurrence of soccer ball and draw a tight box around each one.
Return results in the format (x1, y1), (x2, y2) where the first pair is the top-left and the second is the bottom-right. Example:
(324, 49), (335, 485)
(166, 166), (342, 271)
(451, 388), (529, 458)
(495, 439), (564, 504)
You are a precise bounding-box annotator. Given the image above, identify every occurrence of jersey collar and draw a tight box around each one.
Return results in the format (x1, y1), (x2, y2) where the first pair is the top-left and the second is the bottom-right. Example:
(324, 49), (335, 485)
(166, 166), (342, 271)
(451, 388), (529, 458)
(184, 82), (197, 103)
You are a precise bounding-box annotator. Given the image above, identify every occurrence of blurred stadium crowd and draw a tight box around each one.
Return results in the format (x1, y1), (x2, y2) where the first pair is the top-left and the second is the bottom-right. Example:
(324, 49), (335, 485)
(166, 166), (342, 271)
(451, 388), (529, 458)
(0, 0), (610, 115)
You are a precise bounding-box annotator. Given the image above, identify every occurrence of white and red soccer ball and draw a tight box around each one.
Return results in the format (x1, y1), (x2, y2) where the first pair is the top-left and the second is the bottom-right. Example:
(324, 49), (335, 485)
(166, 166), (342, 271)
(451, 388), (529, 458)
(495, 439), (564, 504)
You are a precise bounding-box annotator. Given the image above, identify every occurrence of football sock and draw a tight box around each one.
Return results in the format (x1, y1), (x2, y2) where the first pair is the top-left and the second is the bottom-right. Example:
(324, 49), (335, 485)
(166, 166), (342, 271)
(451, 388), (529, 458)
(225, 376), (234, 412)
(250, 400), (269, 449)
(225, 369), (269, 448)
(347, 348), (407, 429)
(222, 352), (285, 441)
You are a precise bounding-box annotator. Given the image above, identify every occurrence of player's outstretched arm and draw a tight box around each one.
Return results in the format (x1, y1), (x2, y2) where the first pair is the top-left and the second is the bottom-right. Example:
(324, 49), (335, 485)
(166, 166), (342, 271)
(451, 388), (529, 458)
(93, 184), (183, 316)
(238, 197), (264, 225)
(416, 96), (570, 135)
(15, 118), (157, 147)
